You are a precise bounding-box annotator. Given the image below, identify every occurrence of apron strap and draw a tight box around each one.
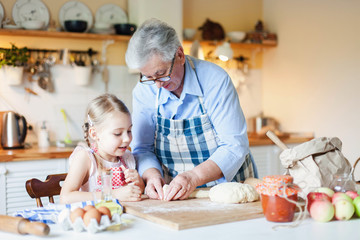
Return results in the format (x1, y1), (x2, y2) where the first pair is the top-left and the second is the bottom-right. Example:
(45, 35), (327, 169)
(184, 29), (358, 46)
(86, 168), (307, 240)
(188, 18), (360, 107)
(156, 56), (206, 115)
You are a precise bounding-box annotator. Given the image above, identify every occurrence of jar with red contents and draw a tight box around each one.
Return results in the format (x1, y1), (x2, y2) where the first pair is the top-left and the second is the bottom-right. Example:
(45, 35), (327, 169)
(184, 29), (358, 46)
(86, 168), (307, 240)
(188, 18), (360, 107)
(256, 175), (300, 222)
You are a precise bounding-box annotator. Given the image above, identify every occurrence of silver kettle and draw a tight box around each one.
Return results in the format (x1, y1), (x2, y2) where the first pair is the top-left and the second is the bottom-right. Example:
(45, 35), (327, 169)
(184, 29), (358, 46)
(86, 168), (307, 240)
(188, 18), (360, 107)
(1, 111), (28, 149)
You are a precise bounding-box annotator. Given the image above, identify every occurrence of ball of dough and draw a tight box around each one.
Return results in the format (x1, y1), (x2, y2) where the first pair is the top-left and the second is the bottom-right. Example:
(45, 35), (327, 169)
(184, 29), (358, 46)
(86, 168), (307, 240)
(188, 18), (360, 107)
(209, 182), (259, 204)
(244, 177), (263, 189)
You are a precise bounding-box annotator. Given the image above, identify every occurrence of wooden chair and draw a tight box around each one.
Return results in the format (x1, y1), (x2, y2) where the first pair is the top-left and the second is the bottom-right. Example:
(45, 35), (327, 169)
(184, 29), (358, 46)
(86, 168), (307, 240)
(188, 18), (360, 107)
(26, 173), (67, 207)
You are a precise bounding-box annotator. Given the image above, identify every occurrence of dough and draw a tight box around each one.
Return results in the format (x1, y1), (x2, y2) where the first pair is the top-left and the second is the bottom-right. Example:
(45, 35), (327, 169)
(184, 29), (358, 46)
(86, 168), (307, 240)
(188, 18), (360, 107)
(209, 182), (259, 204)
(162, 184), (210, 199)
(244, 177), (263, 189)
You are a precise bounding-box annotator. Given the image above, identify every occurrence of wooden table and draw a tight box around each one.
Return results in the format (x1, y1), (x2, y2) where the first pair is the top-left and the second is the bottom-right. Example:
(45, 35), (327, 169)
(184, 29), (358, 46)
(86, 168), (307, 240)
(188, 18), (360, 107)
(0, 132), (313, 162)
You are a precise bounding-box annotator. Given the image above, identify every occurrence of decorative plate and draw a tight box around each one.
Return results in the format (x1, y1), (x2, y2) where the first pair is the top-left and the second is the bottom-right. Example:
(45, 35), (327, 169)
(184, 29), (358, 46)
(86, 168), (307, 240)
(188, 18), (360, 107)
(12, 0), (50, 27)
(0, 2), (4, 24)
(95, 3), (127, 25)
(59, 1), (93, 32)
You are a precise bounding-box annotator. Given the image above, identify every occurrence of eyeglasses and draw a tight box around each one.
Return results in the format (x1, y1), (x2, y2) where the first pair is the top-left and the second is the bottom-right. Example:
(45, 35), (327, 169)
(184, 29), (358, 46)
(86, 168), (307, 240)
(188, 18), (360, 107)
(139, 53), (176, 85)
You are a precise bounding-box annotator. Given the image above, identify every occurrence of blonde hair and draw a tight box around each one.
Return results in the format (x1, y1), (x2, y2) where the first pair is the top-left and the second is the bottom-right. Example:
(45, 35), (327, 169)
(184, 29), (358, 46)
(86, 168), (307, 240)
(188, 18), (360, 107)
(82, 94), (130, 173)
(82, 93), (130, 147)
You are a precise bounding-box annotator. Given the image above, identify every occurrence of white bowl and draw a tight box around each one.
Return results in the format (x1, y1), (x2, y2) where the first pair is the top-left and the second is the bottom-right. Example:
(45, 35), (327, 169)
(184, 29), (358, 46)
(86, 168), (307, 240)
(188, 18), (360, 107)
(183, 28), (196, 40)
(21, 20), (45, 30)
(3, 24), (21, 29)
(94, 22), (111, 30)
(227, 31), (246, 43)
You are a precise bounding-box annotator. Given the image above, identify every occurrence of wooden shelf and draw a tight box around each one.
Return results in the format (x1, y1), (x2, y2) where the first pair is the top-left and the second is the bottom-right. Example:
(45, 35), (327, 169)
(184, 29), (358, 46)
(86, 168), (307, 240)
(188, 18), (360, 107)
(0, 29), (131, 41)
(183, 40), (277, 49)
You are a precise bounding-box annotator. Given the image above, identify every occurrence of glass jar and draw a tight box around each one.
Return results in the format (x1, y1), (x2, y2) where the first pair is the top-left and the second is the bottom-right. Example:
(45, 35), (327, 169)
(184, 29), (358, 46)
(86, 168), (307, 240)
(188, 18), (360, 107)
(101, 169), (113, 202)
(256, 175), (300, 222)
(330, 173), (357, 193)
(95, 169), (123, 216)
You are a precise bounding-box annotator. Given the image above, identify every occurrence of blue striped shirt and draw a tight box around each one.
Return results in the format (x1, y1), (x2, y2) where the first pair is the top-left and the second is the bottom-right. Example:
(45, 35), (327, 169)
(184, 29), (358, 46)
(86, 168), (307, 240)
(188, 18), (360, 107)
(131, 56), (250, 182)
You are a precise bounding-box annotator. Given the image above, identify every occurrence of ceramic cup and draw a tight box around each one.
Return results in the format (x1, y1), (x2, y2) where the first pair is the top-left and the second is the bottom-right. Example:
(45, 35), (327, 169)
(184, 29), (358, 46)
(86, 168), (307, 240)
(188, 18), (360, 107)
(73, 66), (92, 86)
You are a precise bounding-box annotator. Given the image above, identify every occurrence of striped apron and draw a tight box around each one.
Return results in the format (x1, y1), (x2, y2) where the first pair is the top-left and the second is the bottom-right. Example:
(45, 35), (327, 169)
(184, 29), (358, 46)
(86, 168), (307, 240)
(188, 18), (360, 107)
(154, 57), (257, 187)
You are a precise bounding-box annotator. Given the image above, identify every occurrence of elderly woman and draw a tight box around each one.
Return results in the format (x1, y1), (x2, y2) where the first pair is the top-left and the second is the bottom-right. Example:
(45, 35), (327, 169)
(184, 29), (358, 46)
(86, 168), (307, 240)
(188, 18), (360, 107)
(125, 18), (257, 201)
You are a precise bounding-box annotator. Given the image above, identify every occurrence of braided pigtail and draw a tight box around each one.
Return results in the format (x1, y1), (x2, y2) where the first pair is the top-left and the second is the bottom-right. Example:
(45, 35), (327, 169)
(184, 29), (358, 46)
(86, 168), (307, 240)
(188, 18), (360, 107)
(82, 122), (91, 147)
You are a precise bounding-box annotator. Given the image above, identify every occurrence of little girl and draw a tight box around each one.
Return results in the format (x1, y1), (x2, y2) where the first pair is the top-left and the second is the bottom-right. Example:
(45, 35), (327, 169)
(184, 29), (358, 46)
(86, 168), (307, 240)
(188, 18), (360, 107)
(60, 94), (144, 203)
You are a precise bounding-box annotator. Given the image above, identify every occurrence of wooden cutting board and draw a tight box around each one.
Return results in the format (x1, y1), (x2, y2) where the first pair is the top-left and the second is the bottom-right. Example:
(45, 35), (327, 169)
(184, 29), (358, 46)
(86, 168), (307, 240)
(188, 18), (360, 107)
(122, 198), (264, 230)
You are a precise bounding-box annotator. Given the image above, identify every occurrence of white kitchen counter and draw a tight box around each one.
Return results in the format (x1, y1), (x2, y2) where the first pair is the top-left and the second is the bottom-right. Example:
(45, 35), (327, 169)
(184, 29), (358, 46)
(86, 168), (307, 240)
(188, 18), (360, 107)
(0, 213), (358, 240)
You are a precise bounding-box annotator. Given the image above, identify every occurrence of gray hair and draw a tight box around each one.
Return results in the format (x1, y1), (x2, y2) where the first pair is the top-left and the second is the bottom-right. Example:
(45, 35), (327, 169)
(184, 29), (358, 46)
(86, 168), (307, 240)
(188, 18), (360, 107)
(125, 18), (181, 69)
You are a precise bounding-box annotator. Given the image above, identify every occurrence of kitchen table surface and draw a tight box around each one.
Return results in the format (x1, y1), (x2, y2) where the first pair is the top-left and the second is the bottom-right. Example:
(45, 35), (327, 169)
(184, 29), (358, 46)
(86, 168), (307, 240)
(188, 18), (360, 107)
(0, 133), (313, 162)
(0, 213), (357, 240)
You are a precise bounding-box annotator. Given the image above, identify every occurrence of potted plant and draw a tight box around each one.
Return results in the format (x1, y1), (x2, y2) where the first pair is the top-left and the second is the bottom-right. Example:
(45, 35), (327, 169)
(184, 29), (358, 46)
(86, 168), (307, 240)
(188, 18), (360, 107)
(0, 43), (30, 85)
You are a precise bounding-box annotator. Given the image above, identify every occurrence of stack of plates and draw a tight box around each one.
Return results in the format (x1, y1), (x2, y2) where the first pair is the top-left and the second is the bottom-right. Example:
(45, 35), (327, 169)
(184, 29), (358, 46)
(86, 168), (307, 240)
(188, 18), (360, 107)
(59, 1), (93, 32)
(91, 3), (128, 34)
(12, 0), (50, 30)
(0, 2), (4, 27)
(1, 0), (129, 34)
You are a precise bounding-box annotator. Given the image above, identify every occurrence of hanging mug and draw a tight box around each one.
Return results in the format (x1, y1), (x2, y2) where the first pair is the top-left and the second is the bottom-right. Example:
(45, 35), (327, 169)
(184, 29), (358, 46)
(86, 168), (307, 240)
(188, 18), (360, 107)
(73, 65), (91, 86)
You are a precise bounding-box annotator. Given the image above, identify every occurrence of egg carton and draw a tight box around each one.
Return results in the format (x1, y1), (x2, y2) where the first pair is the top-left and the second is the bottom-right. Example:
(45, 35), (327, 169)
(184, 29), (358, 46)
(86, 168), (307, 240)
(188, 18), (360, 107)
(58, 208), (122, 234)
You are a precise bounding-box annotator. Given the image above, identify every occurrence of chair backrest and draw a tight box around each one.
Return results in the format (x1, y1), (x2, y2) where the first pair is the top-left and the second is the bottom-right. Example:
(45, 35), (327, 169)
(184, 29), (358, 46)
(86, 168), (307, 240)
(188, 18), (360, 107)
(26, 173), (67, 207)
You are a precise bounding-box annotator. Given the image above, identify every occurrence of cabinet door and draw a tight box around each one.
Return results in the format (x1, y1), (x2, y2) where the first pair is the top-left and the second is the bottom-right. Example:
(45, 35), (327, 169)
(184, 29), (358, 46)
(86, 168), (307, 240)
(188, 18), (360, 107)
(250, 145), (283, 179)
(0, 159), (68, 215)
(250, 144), (300, 179)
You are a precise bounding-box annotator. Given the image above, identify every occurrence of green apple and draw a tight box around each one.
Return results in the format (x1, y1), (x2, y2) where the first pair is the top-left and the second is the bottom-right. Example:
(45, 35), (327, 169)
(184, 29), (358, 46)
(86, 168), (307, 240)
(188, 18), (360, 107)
(315, 187), (335, 198)
(309, 200), (334, 222)
(334, 199), (355, 220)
(353, 196), (360, 217)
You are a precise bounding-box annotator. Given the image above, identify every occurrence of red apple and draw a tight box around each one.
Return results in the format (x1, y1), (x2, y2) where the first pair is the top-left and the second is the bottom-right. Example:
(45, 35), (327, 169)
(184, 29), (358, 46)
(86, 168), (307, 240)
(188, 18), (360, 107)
(309, 200), (335, 222)
(345, 190), (359, 200)
(334, 199), (354, 220)
(307, 192), (332, 212)
(332, 192), (353, 204)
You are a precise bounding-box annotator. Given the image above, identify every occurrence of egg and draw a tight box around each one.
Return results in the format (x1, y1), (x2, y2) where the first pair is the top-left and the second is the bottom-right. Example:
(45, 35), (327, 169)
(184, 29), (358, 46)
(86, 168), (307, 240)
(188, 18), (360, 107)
(83, 208), (101, 226)
(70, 207), (85, 223)
(83, 205), (95, 211)
(97, 206), (111, 220)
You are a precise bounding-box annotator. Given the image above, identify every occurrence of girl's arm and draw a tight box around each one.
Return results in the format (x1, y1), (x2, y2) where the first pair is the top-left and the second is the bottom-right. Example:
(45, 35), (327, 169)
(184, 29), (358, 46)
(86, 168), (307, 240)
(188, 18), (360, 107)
(60, 149), (100, 203)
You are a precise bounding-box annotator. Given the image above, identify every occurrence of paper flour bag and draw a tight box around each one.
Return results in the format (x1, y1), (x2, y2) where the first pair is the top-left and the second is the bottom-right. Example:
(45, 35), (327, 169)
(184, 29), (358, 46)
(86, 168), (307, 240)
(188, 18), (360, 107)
(279, 137), (352, 198)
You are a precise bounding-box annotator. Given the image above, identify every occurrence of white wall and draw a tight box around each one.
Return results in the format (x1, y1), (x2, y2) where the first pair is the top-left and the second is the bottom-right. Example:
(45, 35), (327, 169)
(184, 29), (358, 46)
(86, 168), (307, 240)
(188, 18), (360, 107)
(262, 0), (360, 177)
(0, 65), (138, 145)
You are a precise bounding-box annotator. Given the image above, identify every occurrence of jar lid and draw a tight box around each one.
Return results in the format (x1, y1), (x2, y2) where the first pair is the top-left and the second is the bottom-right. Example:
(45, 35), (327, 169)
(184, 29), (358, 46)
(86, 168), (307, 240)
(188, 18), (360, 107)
(262, 175), (293, 185)
(256, 175), (298, 196)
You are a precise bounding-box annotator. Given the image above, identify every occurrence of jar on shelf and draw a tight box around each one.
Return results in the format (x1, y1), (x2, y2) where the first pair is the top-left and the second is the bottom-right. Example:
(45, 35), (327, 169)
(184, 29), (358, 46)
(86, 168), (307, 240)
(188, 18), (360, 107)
(256, 175), (300, 222)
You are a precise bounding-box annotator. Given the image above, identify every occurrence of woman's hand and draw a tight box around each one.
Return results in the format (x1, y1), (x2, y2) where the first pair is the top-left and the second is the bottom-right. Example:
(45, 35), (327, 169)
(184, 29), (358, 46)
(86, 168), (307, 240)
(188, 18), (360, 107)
(164, 170), (200, 201)
(142, 168), (165, 200)
(112, 184), (142, 202)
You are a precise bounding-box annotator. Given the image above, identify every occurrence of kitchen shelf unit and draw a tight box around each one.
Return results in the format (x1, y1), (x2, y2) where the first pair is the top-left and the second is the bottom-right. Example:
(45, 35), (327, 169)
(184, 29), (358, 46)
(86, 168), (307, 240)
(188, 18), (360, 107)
(0, 29), (132, 41)
(182, 40), (277, 49)
(0, 29), (276, 48)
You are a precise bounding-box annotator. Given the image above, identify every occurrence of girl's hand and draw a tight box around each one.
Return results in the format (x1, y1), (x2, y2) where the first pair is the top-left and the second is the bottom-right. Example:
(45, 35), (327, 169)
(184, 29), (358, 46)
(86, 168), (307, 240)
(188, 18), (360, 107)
(112, 184), (142, 202)
(121, 166), (145, 193)
(122, 166), (141, 185)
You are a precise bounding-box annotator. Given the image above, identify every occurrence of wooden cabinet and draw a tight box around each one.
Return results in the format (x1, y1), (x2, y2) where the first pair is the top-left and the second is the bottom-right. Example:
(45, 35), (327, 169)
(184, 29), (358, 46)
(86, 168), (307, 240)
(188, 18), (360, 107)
(0, 158), (68, 215)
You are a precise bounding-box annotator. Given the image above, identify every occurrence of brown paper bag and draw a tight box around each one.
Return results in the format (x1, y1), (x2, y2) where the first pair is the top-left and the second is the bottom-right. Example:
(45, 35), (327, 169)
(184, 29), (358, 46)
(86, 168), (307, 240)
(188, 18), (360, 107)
(279, 137), (352, 198)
